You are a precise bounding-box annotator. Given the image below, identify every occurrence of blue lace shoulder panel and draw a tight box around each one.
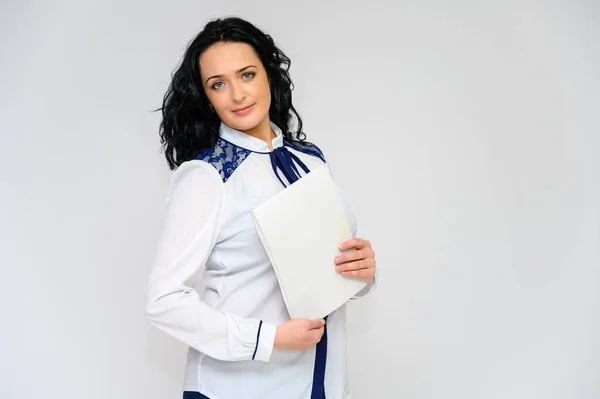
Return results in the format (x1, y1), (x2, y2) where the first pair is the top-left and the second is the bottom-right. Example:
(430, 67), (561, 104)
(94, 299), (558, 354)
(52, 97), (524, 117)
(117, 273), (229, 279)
(284, 139), (326, 163)
(194, 139), (251, 183)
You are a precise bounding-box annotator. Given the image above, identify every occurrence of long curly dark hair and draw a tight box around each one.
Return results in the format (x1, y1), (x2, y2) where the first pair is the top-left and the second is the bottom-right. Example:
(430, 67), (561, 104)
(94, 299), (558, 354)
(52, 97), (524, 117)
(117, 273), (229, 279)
(158, 17), (306, 170)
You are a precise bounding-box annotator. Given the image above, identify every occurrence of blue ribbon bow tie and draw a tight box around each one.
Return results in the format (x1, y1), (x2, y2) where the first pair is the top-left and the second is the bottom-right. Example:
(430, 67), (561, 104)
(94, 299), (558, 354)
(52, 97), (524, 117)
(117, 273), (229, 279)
(269, 146), (311, 187)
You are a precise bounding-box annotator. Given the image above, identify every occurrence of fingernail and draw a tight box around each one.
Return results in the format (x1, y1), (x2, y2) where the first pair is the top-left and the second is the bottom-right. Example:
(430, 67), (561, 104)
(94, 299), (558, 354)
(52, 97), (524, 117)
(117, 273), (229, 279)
(338, 244), (344, 250)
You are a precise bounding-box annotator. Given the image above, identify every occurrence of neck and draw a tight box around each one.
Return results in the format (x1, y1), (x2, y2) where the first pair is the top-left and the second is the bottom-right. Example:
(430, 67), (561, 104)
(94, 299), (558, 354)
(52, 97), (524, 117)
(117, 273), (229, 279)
(240, 117), (275, 150)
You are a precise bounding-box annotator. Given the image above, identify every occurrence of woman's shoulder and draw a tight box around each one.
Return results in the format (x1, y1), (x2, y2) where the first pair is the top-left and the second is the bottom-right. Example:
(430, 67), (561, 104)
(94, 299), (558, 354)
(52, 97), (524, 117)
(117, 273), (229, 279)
(171, 159), (223, 188)
(164, 159), (224, 206)
(193, 138), (252, 183)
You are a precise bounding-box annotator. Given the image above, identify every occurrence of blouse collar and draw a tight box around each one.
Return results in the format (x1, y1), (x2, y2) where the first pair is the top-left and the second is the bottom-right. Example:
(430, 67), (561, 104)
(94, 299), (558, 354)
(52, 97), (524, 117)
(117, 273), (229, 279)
(219, 120), (284, 153)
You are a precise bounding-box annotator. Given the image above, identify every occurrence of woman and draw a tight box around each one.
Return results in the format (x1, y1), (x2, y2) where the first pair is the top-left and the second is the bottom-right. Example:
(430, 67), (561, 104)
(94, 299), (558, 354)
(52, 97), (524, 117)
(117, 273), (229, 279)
(146, 16), (377, 399)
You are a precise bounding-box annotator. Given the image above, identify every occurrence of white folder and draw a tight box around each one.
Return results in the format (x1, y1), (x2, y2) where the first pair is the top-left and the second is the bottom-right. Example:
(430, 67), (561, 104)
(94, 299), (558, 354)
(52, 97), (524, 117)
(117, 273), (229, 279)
(251, 164), (367, 320)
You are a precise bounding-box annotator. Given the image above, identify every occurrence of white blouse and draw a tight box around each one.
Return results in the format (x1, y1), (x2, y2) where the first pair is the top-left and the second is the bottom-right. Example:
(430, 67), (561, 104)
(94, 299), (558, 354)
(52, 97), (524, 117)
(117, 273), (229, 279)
(145, 121), (375, 399)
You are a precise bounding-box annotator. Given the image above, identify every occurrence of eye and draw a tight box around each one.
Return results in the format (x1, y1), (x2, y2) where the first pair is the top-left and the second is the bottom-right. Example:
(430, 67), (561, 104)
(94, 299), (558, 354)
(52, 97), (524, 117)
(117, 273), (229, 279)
(211, 81), (224, 90)
(242, 72), (255, 80)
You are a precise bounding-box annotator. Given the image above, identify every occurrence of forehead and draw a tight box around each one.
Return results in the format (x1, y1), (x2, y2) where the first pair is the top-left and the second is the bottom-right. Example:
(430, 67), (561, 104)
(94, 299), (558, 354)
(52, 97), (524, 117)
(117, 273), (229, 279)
(199, 42), (262, 77)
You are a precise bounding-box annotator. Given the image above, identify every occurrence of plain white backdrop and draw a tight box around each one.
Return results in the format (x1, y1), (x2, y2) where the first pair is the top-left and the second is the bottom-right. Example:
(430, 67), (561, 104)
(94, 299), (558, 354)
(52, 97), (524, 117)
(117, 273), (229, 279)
(1, 0), (598, 398)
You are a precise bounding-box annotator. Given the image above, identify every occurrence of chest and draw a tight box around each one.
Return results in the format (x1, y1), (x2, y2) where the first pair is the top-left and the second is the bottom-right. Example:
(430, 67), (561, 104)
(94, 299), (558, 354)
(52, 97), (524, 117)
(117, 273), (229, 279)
(211, 151), (324, 273)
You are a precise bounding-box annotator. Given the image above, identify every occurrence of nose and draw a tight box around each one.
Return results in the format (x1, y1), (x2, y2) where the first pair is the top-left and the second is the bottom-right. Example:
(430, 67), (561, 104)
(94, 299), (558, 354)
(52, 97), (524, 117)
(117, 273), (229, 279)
(230, 81), (246, 103)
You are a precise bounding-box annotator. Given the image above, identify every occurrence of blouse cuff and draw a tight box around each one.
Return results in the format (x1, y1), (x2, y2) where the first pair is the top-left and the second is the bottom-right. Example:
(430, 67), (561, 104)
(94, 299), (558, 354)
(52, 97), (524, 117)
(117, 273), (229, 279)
(252, 321), (277, 362)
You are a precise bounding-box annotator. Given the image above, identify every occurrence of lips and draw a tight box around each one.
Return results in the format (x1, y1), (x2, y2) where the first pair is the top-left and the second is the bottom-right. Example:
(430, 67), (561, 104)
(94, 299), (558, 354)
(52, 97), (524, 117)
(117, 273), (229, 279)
(233, 105), (253, 112)
(232, 104), (255, 115)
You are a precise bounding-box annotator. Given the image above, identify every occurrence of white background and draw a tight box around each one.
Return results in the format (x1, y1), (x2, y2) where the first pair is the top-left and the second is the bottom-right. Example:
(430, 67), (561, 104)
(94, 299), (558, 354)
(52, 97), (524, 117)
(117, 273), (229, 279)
(1, 0), (598, 398)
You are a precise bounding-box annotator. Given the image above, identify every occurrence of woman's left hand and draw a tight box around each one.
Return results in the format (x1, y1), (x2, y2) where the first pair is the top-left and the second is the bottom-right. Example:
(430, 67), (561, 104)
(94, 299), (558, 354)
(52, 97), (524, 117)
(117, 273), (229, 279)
(334, 238), (376, 282)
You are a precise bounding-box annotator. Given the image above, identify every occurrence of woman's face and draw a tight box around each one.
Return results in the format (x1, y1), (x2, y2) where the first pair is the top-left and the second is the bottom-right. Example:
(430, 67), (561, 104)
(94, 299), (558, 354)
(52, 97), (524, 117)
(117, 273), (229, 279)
(199, 41), (271, 133)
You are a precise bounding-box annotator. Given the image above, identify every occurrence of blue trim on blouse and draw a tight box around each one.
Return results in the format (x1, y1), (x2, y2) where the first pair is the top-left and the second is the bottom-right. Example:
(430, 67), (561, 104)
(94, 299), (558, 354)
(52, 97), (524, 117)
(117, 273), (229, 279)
(252, 320), (263, 360)
(195, 138), (252, 183)
(284, 139), (326, 163)
(194, 138), (326, 184)
(311, 315), (328, 399)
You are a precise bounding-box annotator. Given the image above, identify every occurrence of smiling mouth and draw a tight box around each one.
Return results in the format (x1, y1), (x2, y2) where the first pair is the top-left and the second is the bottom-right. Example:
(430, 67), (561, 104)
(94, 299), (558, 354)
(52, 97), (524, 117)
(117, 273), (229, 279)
(233, 104), (254, 113)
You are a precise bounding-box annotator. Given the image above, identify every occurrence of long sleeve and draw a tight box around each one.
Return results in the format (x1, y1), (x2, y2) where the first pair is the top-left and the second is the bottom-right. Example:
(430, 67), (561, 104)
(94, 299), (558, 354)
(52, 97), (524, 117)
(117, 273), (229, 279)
(145, 160), (277, 362)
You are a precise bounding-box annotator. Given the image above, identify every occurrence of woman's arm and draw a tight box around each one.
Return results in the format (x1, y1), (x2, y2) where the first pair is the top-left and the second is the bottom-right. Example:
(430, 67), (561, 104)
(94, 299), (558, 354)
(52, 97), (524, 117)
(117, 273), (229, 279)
(145, 161), (276, 362)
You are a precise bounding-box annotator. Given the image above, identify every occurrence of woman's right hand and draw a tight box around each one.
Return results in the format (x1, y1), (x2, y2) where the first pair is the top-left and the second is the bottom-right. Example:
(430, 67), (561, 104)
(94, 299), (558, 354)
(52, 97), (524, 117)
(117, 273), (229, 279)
(274, 318), (326, 351)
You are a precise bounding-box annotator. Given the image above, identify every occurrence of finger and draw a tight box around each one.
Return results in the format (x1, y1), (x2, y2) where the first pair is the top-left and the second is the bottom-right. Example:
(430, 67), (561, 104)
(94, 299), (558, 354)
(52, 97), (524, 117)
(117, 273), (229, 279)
(336, 260), (366, 272)
(338, 238), (370, 251)
(335, 248), (375, 264)
(316, 327), (325, 338)
(308, 318), (326, 329)
(336, 258), (375, 272)
(341, 268), (374, 280)
(310, 328), (324, 343)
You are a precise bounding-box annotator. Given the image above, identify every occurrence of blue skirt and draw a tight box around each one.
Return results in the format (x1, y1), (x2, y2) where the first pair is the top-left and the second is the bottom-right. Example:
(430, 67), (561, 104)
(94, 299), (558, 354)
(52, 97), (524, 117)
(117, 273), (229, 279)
(183, 392), (210, 399)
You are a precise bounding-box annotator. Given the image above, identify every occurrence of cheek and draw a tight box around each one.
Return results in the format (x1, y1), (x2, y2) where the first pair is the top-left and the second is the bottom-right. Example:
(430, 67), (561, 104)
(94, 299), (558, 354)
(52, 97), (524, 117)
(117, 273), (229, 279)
(207, 92), (226, 111)
(204, 89), (215, 104)
(257, 81), (271, 106)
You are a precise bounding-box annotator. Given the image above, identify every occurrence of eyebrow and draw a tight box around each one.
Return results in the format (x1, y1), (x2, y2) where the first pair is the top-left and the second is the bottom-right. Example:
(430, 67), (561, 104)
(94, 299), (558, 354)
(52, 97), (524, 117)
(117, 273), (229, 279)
(205, 65), (257, 85)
